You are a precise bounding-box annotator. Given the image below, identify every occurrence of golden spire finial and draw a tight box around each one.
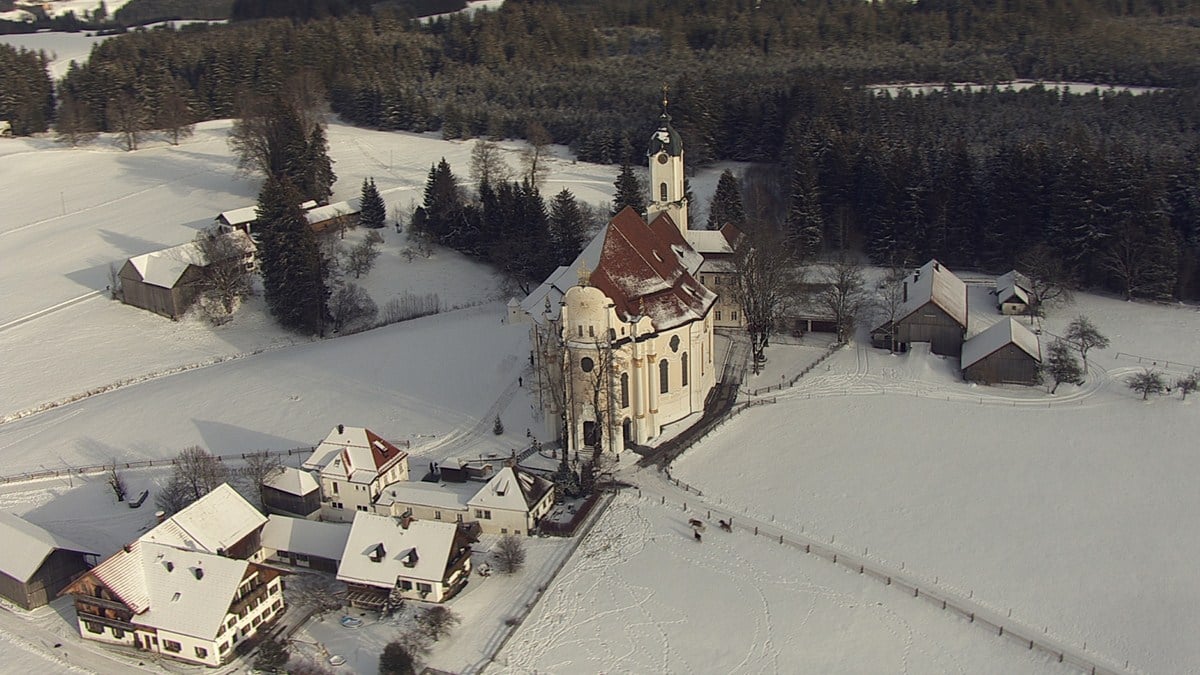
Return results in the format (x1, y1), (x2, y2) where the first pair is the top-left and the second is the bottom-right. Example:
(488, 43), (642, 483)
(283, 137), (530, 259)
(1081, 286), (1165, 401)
(661, 83), (669, 113)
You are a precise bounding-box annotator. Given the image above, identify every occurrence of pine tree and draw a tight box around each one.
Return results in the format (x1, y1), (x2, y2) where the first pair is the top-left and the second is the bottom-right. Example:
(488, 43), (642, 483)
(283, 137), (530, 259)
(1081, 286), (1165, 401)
(303, 124), (336, 204)
(549, 188), (587, 266)
(785, 162), (822, 257)
(707, 169), (745, 231)
(359, 177), (386, 229)
(420, 158), (462, 245)
(257, 176), (327, 335)
(612, 163), (645, 217)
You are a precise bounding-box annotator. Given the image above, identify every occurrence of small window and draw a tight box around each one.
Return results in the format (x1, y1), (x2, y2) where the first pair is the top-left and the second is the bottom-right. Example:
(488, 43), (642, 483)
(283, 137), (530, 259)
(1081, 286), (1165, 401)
(434, 510), (442, 520)
(731, 311), (738, 321)
(331, 482), (338, 495)
(163, 640), (182, 653)
(195, 646), (208, 659)
(400, 580), (412, 590)
(577, 325), (582, 336)
(501, 528), (508, 534)
(417, 582), (433, 594)
(660, 182), (668, 201)
(357, 505), (367, 511)
(220, 641), (230, 653)
(681, 353), (689, 386)
(580, 357), (594, 373)
(620, 373), (629, 408)
(716, 310), (722, 321)
(588, 325), (594, 337)
(475, 509), (492, 519)
(112, 628), (125, 639)
(456, 514), (463, 523)
(84, 621), (104, 634)
(272, 599), (282, 611)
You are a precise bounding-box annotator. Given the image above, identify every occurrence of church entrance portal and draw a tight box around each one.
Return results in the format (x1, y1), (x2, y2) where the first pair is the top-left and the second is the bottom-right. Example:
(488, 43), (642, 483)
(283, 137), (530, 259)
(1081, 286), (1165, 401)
(583, 421), (600, 448)
(622, 419), (632, 448)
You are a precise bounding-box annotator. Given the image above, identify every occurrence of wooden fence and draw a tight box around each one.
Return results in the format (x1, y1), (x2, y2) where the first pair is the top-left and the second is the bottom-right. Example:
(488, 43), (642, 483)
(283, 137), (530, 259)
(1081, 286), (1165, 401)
(1115, 351), (1200, 373)
(658, 490), (1133, 675)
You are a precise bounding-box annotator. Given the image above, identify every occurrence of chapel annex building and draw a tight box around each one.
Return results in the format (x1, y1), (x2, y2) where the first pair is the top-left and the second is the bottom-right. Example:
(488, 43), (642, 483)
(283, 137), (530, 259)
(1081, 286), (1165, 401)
(523, 106), (736, 455)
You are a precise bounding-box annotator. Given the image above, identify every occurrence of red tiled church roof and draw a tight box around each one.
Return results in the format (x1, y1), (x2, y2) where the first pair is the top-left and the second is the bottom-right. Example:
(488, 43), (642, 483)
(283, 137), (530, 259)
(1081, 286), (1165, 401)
(588, 207), (715, 332)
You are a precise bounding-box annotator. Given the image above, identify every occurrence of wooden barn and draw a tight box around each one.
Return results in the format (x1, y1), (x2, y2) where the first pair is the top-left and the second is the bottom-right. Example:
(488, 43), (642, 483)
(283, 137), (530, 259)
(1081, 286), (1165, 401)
(0, 512), (97, 610)
(995, 270), (1033, 316)
(118, 231), (254, 319)
(262, 467), (321, 520)
(962, 318), (1042, 385)
(259, 515), (348, 573)
(878, 260), (969, 357)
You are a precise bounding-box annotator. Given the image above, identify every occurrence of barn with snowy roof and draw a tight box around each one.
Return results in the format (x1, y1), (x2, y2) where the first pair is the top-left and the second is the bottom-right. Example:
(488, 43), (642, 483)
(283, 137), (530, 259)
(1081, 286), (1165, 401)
(0, 511), (96, 609)
(961, 318), (1042, 385)
(117, 230), (254, 319)
(876, 259), (969, 357)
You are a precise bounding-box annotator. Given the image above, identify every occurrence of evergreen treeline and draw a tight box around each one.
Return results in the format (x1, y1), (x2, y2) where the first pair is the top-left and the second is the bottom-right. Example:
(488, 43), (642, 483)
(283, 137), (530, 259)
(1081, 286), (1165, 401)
(0, 44), (53, 134)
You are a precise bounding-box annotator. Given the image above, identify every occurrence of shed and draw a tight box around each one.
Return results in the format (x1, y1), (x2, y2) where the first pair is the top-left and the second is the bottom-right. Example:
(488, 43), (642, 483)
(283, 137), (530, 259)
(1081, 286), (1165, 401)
(260, 516), (348, 573)
(0, 512), (97, 609)
(262, 467), (321, 519)
(996, 271), (1032, 316)
(118, 231), (254, 320)
(962, 318), (1042, 385)
(884, 260), (968, 357)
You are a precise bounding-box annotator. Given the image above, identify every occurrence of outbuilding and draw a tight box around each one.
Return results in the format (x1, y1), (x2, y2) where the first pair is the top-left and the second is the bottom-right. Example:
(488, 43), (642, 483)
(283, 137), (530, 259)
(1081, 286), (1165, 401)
(962, 318), (1042, 385)
(880, 260), (969, 357)
(0, 512), (97, 609)
(262, 467), (321, 520)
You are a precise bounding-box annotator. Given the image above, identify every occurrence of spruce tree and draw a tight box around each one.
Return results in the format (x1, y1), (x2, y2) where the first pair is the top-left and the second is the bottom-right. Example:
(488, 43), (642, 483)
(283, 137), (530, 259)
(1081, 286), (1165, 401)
(257, 176), (327, 335)
(786, 161), (823, 258)
(359, 177), (386, 229)
(707, 169), (745, 230)
(303, 124), (336, 204)
(549, 188), (587, 266)
(612, 163), (645, 217)
(421, 158), (462, 245)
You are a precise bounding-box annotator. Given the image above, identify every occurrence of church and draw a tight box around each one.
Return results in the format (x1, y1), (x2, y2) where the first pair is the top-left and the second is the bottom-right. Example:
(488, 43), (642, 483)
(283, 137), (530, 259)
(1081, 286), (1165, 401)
(518, 104), (741, 455)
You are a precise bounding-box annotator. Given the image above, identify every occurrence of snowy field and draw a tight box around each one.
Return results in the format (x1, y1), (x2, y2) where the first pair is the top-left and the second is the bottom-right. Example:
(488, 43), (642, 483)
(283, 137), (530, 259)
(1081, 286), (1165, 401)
(670, 295), (1200, 675)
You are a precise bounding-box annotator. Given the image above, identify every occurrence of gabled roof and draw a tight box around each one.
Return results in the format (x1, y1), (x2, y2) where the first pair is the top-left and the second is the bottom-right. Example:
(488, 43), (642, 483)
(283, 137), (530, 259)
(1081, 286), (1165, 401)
(337, 513), (461, 587)
(89, 540), (254, 640)
(588, 208), (716, 331)
(684, 222), (742, 256)
(263, 466), (319, 497)
(376, 480), (475, 512)
(142, 483), (266, 555)
(996, 270), (1031, 306)
(216, 205), (257, 227)
(126, 230), (255, 290)
(961, 318), (1041, 369)
(305, 198), (361, 226)
(468, 466), (554, 514)
(0, 511), (95, 583)
(897, 259), (968, 329)
(304, 426), (408, 483)
(261, 516), (349, 562)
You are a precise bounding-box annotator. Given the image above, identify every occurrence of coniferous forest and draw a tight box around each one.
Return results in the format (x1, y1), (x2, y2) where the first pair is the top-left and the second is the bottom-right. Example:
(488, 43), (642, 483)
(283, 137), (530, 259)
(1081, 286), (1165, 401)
(2, 0), (1200, 298)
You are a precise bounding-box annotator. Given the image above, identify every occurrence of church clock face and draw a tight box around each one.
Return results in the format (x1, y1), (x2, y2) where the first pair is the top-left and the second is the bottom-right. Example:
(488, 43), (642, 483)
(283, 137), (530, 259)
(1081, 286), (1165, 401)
(657, 152), (669, 165)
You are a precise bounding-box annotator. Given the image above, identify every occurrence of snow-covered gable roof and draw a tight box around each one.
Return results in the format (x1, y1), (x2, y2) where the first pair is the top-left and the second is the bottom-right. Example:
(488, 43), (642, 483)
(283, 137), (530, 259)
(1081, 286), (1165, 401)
(376, 480), (474, 512)
(996, 270), (1031, 306)
(141, 483), (266, 555)
(337, 513), (460, 587)
(126, 230), (254, 290)
(468, 466), (554, 514)
(261, 515), (349, 562)
(521, 224), (609, 324)
(216, 205), (257, 227)
(589, 208), (716, 332)
(305, 198), (361, 226)
(263, 466), (319, 497)
(91, 540), (252, 640)
(961, 317), (1041, 369)
(684, 222), (742, 256)
(306, 426), (408, 484)
(0, 511), (95, 583)
(898, 259), (968, 329)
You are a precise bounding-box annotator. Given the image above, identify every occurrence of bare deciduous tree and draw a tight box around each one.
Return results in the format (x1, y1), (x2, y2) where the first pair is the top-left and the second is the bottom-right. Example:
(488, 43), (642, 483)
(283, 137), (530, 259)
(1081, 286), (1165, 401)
(107, 92), (147, 152)
(107, 460), (128, 502)
(493, 534), (527, 573)
(417, 605), (461, 642)
(346, 231), (382, 278)
(1042, 339), (1083, 394)
(520, 121), (552, 188)
(1016, 244), (1074, 318)
(55, 92), (97, 147)
(871, 265), (908, 353)
(1177, 372), (1199, 400)
(238, 452), (283, 510)
(156, 445), (227, 514)
(469, 139), (512, 189)
(1127, 368), (1166, 400)
(107, 262), (122, 299)
(817, 255), (868, 344)
(157, 88), (195, 146)
(729, 226), (802, 370)
(329, 283), (377, 333)
(1064, 315), (1109, 367)
(195, 227), (253, 322)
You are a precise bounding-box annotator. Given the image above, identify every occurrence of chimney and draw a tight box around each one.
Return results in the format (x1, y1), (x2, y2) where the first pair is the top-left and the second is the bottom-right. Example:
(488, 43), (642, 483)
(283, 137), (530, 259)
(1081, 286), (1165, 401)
(193, 567), (204, 580)
(400, 509), (413, 530)
(338, 424), (345, 435)
(155, 510), (166, 524)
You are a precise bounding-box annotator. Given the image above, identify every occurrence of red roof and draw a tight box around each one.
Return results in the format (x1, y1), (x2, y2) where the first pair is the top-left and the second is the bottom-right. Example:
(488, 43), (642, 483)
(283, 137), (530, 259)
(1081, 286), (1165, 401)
(588, 207), (715, 331)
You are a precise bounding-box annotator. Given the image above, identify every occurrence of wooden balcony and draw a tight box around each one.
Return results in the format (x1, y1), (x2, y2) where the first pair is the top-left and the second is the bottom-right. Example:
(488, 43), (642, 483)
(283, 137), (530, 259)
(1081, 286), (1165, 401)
(76, 608), (138, 632)
(72, 594), (130, 613)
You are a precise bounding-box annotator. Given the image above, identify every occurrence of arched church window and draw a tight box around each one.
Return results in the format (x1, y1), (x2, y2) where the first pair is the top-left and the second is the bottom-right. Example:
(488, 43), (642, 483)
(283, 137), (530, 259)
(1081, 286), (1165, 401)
(659, 359), (669, 394)
(670, 335), (680, 352)
(660, 183), (668, 202)
(681, 353), (688, 386)
(581, 357), (594, 373)
(620, 373), (629, 408)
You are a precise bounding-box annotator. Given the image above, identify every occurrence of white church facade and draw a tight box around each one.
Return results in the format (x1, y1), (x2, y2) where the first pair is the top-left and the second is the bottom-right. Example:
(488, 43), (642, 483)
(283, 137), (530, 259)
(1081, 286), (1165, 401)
(522, 107), (732, 454)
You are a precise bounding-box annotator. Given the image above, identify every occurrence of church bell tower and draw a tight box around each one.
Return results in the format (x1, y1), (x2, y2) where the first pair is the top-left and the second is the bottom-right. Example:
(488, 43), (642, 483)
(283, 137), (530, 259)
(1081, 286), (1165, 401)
(646, 87), (688, 234)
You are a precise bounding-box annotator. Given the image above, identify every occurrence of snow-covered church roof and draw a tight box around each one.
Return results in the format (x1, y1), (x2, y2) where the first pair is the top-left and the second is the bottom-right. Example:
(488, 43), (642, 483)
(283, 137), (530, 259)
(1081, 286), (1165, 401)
(521, 224), (608, 324)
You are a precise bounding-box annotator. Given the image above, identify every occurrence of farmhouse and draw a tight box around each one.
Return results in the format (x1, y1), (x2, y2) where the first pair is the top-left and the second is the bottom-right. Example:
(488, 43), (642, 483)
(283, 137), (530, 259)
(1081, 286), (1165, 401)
(876, 259), (969, 357)
(996, 270), (1033, 316)
(261, 466), (321, 520)
(374, 479), (473, 524)
(337, 512), (472, 608)
(305, 197), (361, 233)
(467, 466), (555, 536)
(302, 425), (410, 522)
(118, 230), (254, 320)
(961, 318), (1042, 385)
(0, 512), (97, 610)
(259, 515), (349, 573)
(141, 483), (267, 560)
(62, 540), (286, 667)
